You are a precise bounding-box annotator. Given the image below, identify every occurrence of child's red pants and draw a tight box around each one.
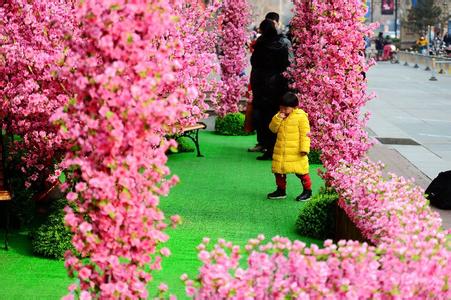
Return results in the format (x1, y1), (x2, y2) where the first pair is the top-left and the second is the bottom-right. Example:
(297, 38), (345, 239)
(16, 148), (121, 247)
(275, 173), (312, 191)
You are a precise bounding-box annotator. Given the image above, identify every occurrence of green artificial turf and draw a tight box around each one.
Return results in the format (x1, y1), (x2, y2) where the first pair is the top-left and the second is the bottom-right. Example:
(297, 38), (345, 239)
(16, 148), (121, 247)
(0, 231), (71, 299)
(0, 131), (324, 299)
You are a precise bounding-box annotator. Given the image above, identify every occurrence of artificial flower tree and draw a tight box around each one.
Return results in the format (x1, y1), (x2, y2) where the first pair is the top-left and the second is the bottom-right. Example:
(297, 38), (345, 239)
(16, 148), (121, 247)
(216, 0), (251, 116)
(0, 0), (77, 187)
(55, 1), (189, 298)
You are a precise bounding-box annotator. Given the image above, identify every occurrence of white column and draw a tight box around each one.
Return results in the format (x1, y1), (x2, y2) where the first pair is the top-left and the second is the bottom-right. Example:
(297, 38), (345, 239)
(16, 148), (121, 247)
(279, 0), (283, 21)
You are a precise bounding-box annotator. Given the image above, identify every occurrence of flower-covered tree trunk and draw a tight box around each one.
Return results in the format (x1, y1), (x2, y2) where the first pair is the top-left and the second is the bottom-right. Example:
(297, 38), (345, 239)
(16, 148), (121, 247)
(289, 0), (375, 177)
(55, 1), (190, 298)
(217, 0), (251, 116)
(168, 0), (222, 129)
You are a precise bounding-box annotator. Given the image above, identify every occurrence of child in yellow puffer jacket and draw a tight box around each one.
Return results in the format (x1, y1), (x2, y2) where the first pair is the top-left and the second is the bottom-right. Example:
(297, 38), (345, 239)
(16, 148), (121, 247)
(267, 92), (312, 201)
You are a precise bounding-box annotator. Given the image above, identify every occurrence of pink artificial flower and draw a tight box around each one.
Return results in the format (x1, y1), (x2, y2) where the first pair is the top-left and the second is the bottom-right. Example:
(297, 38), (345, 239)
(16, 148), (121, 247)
(170, 215), (181, 228)
(180, 274), (188, 281)
(158, 283), (168, 292)
(66, 192), (78, 201)
(64, 211), (78, 228)
(160, 247), (171, 257)
(79, 222), (92, 235)
(75, 182), (87, 192)
(79, 291), (92, 300)
(68, 284), (77, 292)
(78, 267), (91, 281)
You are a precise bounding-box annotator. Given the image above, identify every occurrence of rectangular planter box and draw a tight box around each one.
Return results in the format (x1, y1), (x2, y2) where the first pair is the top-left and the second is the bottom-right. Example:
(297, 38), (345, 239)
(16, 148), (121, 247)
(334, 204), (373, 245)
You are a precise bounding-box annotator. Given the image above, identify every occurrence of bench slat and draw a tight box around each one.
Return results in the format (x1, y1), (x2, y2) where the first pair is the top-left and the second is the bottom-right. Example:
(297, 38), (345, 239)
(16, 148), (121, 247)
(171, 122), (206, 157)
(0, 190), (11, 201)
(182, 123), (207, 133)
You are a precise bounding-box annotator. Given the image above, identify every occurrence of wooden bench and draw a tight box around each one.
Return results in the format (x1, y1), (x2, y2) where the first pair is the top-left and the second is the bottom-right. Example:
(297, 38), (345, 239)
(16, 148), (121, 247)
(171, 122), (207, 157)
(0, 135), (12, 250)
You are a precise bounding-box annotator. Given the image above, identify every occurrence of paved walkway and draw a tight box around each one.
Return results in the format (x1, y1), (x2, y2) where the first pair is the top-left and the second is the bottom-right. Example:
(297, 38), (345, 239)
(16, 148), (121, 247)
(366, 62), (451, 229)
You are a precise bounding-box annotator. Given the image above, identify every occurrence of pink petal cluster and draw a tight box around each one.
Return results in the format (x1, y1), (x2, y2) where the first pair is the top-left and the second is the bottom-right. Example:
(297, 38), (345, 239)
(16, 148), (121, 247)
(166, 0), (222, 129)
(288, 0), (377, 179)
(330, 159), (444, 245)
(54, 1), (192, 298)
(216, 0), (251, 116)
(186, 232), (450, 299)
(330, 159), (450, 298)
(0, 0), (77, 187)
(186, 237), (380, 298)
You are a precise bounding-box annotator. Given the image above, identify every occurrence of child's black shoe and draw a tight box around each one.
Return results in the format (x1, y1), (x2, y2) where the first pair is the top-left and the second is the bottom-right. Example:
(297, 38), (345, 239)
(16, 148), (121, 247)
(267, 188), (287, 199)
(296, 190), (312, 201)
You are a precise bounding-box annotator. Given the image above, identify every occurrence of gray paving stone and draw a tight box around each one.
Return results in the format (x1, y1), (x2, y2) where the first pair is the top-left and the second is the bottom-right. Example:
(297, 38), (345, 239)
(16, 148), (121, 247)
(366, 62), (451, 229)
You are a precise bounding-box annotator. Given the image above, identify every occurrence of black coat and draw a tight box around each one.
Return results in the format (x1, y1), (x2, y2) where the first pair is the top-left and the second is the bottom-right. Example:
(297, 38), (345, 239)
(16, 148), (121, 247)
(426, 170), (451, 210)
(250, 35), (290, 110)
(375, 37), (385, 50)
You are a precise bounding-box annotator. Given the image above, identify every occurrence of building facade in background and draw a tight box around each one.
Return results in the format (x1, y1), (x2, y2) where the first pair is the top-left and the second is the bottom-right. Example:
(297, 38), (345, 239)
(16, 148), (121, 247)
(247, 0), (294, 27)
(203, 0), (450, 48)
(366, 0), (450, 48)
(203, 0), (294, 28)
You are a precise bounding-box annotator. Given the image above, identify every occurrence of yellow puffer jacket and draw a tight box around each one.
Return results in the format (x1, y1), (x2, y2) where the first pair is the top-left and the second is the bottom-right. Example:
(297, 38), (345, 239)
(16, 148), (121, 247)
(417, 38), (428, 47)
(269, 108), (310, 175)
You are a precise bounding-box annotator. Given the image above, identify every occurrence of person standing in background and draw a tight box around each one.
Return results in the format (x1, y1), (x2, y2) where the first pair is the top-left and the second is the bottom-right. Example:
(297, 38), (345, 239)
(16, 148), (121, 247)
(416, 36), (428, 54)
(375, 32), (385, 61)
(250, 19), (290, 160)
(264, 12), (293, 59)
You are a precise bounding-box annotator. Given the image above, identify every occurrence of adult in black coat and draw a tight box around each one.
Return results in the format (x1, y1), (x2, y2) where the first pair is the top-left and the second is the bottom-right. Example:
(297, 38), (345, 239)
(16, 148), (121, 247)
(250, 19), (290, 160)
(375, 32), (385, 60)
(265, 12), (294, 59)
